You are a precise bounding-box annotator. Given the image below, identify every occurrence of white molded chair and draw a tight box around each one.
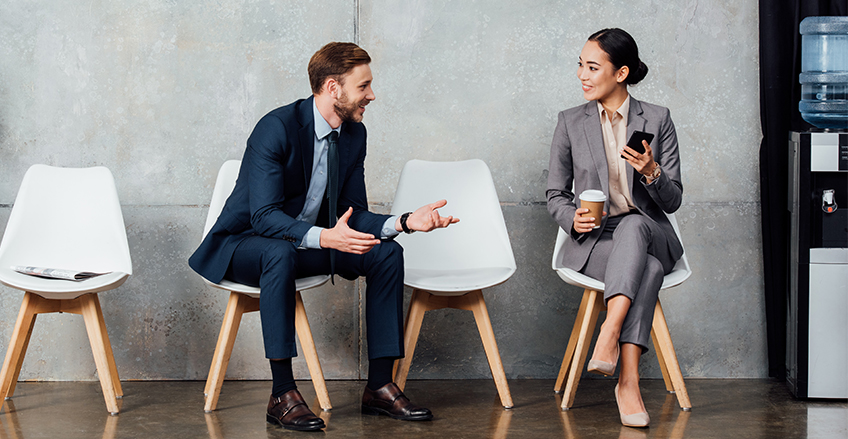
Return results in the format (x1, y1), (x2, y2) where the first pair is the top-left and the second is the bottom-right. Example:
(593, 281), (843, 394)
(0, 165), (132, 415)
(200, 160), (331, 412)
(390, 159), (515, 408)
(551, 212), (692, 411)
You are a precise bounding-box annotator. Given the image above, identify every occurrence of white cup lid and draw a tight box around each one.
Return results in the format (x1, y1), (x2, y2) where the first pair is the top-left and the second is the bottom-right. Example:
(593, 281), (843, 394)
(579, 189), (606, 202)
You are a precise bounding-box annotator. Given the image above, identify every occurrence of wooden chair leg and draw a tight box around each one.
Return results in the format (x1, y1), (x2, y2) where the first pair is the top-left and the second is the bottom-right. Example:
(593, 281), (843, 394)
(294, 291), (331, 411)
(79, 294), (120, 414)
(0, 293), (40, 405)
(554, 290), (593, 393)
(91, 295), (122, 398)
(460, 290), (513, 409)
(652, 328), (674, 393)
(204, 293), (249, 412)
(393, 289), (431, 391)
(561, 289), (603, 411)
(651, 299), (691, 410)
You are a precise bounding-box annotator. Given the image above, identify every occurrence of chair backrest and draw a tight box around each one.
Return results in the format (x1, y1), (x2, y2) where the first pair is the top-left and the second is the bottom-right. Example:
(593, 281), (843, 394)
(390, 159), (516, 275)
(202, 160), (241, 240)
(552, 211), (691, 285)
(0, 165), (132, 274)
(663, 211), (691, 277)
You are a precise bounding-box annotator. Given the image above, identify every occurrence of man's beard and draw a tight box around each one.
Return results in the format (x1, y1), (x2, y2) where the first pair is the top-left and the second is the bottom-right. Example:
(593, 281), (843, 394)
(333, 89), (366, 123)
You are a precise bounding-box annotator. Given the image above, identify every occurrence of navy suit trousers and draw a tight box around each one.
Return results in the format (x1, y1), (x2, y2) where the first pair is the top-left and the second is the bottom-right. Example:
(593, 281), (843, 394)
(225, 236), (405, 360)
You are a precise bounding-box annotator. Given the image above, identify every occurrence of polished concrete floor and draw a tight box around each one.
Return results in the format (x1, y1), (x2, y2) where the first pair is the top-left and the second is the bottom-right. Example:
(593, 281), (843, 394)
(0, 379), (845, 438)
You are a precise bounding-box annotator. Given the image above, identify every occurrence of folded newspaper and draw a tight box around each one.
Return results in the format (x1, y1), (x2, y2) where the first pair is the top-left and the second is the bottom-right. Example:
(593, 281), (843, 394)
(11, 266), (110, 281)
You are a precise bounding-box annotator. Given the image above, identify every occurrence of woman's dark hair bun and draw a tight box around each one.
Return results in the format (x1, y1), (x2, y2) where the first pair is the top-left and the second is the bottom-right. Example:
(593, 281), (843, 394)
(588, 28), (649, 85)
(628, 61), (649, 85)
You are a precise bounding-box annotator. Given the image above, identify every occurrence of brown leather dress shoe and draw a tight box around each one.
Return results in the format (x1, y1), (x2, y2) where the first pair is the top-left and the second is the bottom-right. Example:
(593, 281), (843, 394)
(361, 383), (433, 421)
(266, 389), (325, 431)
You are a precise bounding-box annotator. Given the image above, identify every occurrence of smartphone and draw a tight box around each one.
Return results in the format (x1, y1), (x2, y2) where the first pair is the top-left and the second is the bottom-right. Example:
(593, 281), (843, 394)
(621, 131), (654, 159)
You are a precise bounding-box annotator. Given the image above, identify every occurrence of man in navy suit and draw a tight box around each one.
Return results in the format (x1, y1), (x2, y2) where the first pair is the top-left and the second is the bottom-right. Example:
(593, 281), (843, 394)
(189, 42), (458, 431)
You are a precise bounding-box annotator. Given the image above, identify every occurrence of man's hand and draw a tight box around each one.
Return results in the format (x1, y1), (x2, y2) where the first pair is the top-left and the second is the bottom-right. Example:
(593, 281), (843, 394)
(398, 199), (460, 233)
(320, 207), (381, 254)
(572, 207), (606, 234)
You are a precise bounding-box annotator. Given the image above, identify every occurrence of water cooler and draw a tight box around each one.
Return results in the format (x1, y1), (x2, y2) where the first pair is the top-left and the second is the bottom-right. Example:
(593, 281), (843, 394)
(785, 16), (848, 400)
(787, 131), (848, 399)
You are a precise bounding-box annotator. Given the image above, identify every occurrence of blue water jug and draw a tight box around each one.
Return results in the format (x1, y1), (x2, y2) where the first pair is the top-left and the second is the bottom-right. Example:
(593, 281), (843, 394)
(799, 16), (848, 129)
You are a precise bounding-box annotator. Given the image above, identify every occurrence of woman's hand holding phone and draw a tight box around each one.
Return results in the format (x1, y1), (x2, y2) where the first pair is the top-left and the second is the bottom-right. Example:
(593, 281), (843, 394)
(621, 131), (658, 179)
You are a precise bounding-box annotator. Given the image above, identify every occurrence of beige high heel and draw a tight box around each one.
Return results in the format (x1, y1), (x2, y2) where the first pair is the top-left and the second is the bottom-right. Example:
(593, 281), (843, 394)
(587, 344), (619, 376)
(614, 384), (650, 428)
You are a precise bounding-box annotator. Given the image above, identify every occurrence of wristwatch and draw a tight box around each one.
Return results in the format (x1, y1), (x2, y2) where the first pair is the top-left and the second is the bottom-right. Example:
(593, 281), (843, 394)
(649, 164), (661, 181)
(400, 212), (415, 234)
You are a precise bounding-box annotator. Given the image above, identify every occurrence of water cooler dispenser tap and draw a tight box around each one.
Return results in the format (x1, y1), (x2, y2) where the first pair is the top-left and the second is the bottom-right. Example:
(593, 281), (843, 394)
(822, 189), (838, 213)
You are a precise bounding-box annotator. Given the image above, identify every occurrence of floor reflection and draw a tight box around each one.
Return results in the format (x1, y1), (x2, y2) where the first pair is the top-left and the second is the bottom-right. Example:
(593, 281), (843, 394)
(558, 391), (691, 438)
(489, 396), (512, 439)
(0, 380), (843, 438)
(204, 412), (223, 439)
(0, 401), (21, 439)
(1, 399), (120, 439)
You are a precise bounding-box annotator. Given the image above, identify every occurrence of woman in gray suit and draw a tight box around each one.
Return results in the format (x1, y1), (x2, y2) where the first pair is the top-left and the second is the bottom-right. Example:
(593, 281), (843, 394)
(546, 28), (684, 428)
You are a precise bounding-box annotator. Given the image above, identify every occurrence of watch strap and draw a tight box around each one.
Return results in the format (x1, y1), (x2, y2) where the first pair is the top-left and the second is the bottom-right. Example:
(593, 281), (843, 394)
(400, 212), (414, 234)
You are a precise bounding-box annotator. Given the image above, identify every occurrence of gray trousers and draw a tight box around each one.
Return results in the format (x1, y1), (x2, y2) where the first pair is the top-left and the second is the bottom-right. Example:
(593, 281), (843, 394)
(580, 213), (677, 351)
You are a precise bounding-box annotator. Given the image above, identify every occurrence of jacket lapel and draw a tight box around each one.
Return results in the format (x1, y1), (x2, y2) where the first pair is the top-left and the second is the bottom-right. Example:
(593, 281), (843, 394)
(297, 96), (316, 188)
(583, 102), (609, 196)
(626, 98), (646, 197)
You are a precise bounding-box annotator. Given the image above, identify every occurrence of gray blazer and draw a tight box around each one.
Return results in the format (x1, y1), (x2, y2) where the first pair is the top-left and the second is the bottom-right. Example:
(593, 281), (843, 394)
(546, 98), (684, 272)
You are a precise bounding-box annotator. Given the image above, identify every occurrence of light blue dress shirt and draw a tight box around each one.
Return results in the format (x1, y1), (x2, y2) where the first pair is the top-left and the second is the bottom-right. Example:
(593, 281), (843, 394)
(297, 101), (399, 249)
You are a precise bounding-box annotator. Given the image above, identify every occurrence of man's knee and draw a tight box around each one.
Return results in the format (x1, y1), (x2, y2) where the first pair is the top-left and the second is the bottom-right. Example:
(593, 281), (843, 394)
(366, 240), (404, 272)
(258, 240), (298, 271)
(377, 240), (403, 263)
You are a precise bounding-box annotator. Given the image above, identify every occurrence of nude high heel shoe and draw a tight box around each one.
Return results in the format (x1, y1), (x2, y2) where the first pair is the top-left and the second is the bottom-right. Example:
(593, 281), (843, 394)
(614, 384), (650, 428)
(587, 344), (619, 376)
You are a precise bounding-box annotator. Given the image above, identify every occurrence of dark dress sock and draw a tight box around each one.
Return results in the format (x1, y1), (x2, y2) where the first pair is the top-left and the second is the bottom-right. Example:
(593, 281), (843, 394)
(367, 357), (395, 391)
(270, 358), (297, 398)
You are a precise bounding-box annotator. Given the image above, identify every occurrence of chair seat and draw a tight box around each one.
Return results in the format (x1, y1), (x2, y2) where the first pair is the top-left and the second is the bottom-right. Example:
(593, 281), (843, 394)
(204, 275), (330, 299)
(554, 268), (605, 291)
(404, 267), (515, 295)
(0, 268), (130, 300)
(555, 266), (691, 292)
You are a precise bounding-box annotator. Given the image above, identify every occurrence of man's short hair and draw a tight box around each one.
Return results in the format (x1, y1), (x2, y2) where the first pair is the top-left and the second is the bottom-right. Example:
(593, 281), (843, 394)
(308, 42), (371, 94)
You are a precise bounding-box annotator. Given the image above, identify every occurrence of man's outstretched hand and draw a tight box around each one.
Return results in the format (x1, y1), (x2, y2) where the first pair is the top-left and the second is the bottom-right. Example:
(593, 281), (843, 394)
(320, 207), (381, 254)
(398, 199), (460, 233)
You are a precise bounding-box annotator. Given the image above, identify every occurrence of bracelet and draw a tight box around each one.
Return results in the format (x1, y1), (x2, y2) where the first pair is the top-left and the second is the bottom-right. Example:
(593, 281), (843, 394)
(400, 212), (415, 234)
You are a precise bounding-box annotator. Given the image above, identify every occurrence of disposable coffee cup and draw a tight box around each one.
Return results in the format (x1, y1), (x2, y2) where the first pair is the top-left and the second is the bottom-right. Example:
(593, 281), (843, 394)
(579, 190), (606, 229)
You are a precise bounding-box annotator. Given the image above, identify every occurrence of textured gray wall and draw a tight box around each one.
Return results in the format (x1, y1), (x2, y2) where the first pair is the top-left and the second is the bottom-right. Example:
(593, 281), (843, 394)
(0, 0), (765, 382)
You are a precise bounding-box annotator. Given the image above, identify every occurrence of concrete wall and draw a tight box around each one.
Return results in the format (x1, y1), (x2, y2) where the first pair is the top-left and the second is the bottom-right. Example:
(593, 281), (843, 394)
(0, 0), (765, 382)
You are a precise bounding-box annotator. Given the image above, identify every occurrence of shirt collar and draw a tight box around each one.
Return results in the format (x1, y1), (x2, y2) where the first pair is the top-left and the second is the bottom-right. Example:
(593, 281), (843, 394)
(597, 94), (631, 125)
(312, 99), (341, 140)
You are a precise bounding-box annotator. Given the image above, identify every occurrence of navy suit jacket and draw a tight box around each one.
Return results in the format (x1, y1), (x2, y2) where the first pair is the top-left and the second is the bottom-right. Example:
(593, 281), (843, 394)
(189, 96), (391, 283)
(546, 98), (684, 272)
